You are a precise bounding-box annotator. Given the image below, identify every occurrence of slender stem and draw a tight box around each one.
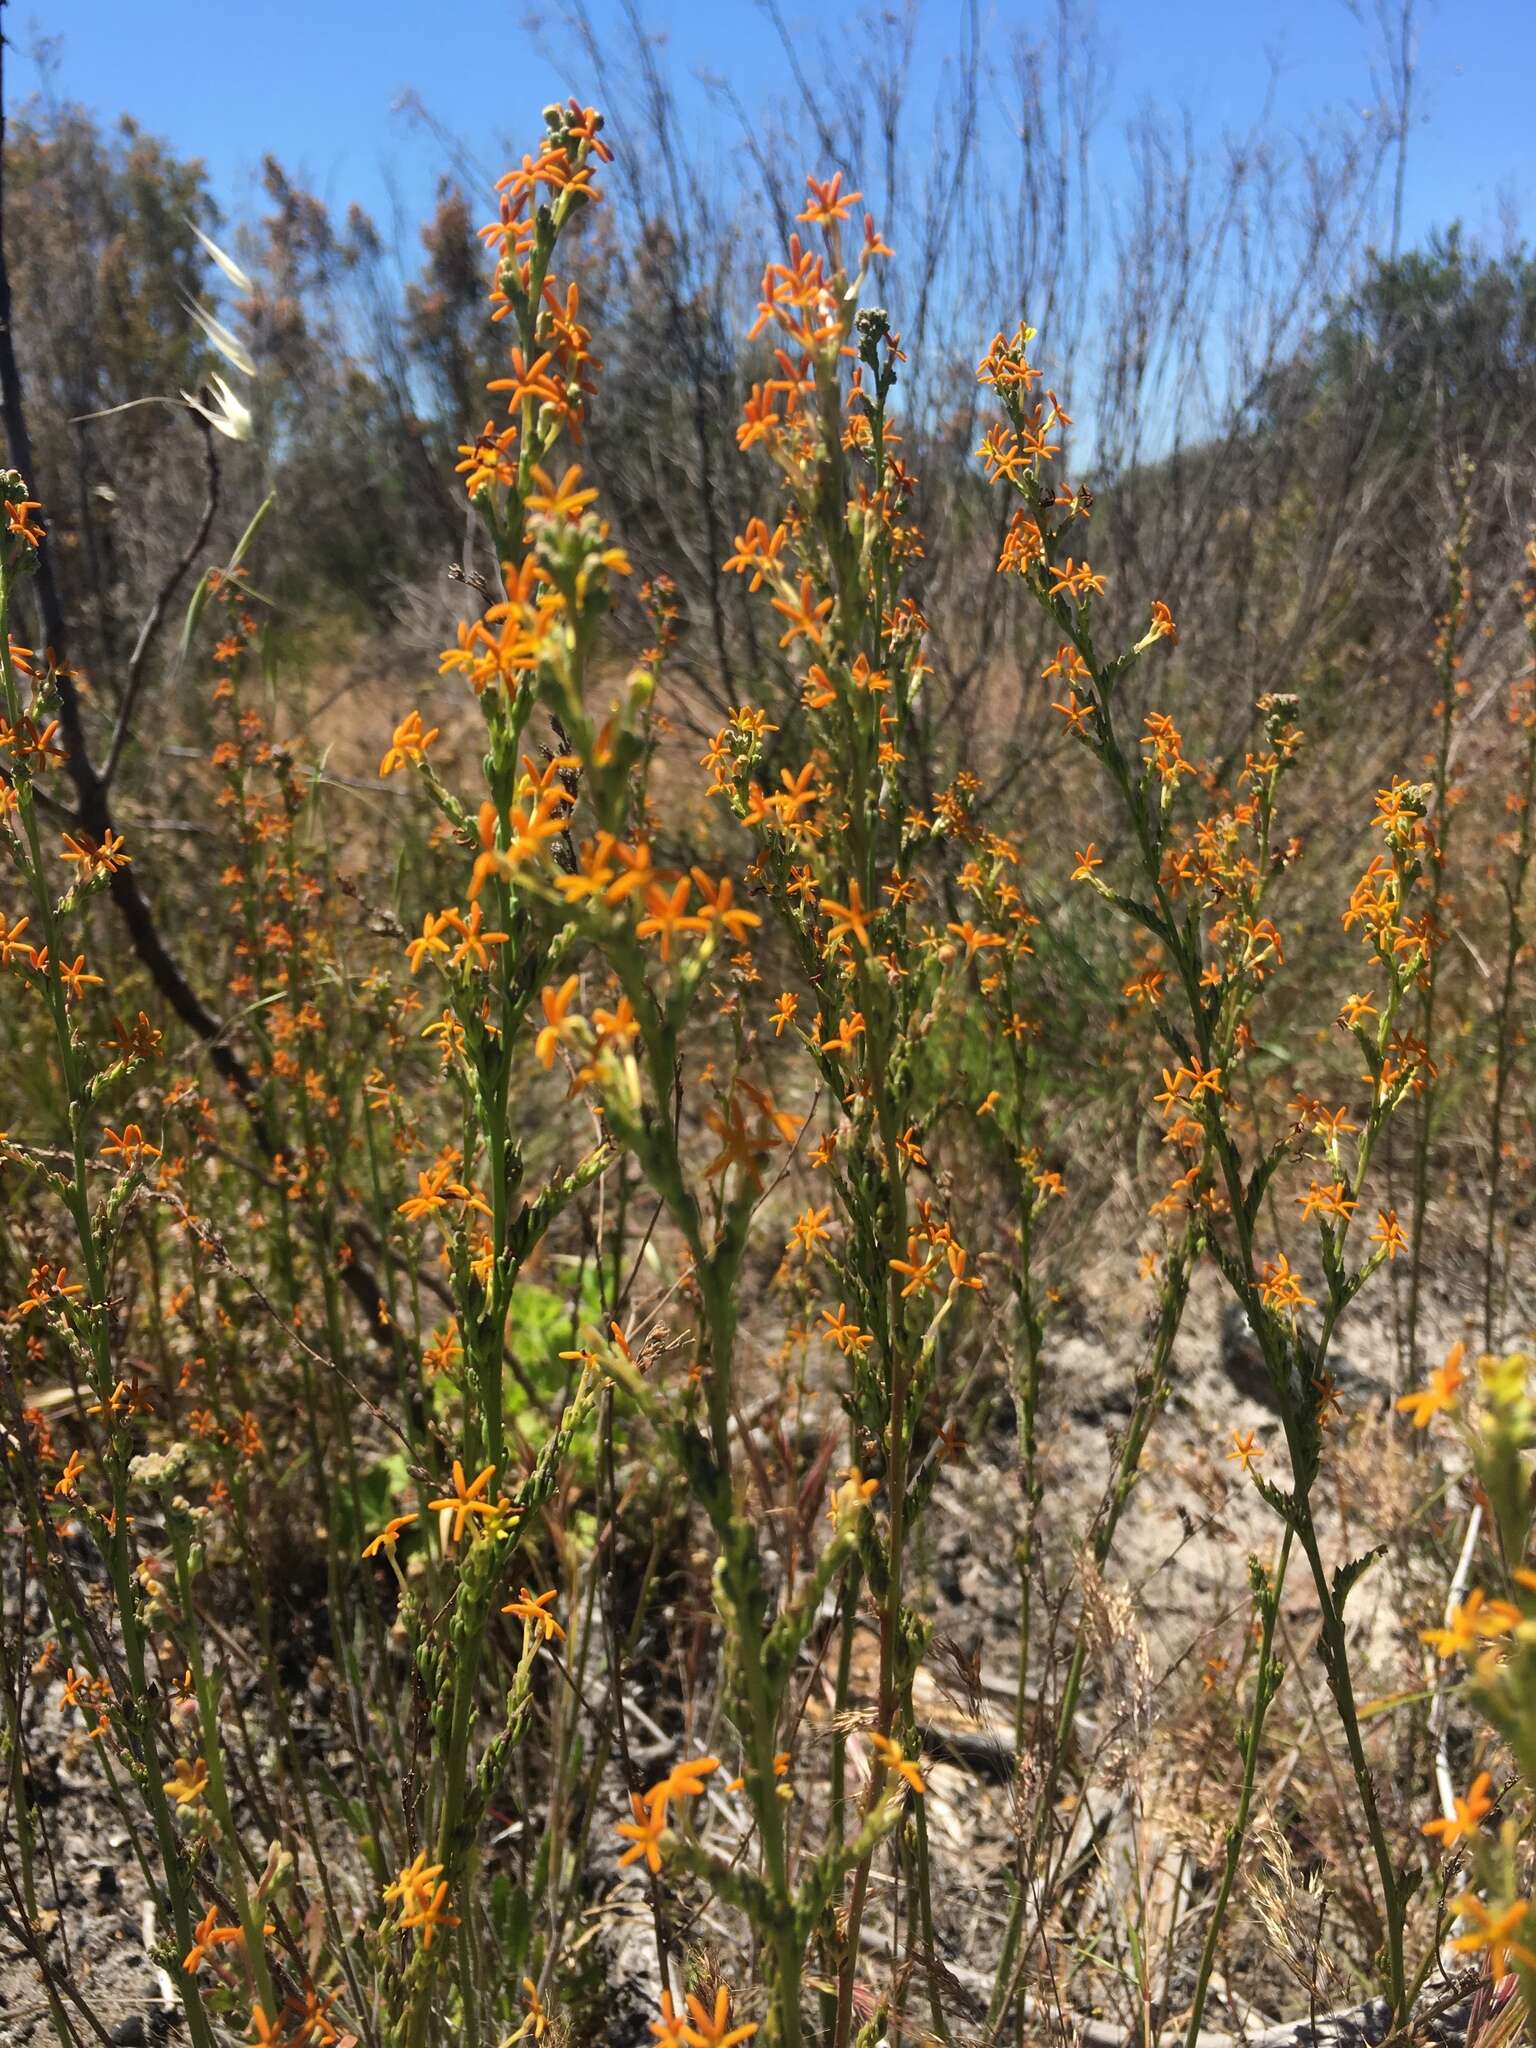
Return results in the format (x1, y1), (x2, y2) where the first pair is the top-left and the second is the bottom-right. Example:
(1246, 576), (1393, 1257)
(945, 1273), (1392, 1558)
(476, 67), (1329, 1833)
(1182, 1526), (1295, 2046)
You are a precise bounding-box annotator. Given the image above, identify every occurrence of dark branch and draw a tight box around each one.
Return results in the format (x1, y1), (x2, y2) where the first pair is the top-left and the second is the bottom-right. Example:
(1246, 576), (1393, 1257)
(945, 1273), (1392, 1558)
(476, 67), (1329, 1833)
(102, 408), (220, 787)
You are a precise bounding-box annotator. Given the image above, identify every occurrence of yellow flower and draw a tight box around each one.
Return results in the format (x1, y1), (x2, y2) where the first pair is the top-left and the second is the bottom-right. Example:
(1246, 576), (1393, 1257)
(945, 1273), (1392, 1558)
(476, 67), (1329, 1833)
(514, 1976), (550, 2042)
(162, 1756), (208, 1807)
(829, 1467), (879, 1523)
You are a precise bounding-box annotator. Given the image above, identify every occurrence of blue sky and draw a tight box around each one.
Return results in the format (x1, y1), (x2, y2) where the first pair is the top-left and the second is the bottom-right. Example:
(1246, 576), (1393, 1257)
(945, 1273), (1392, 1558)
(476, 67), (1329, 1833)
(12, 0), (1535, 262)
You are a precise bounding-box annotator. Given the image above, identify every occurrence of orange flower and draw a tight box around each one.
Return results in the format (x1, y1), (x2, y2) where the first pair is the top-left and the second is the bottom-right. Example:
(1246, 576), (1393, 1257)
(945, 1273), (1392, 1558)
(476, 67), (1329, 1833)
(383, 1849), (443, 1918)
(829, 1467), (880, 1522)
(397, 1877), (458, 1949)
(1227, 1429), (1265, 1474)
(422, 1322), (463, 1377)
(361, 1514), (417, 1559)
(4, 497), (44, 547)
(525, 462), (599, 522)
(427, 1461), (503, 1545)
(501, 1586), (565, 1643)
(1422, 1771), (1495, 1848)
(398, 1158), (490, 1223)
(889, 1237), (941, 1298)
(61, 829), (130, 879)
(1448, 1893), (1535, 1978)
(651, 1991), (687, 2048)
(1042, 642), (1091, 685)
(1396, 1341), (1467, 1428)
(488, 345), (563, 415)
(636, 878), (703, 961)
(1123, 969), (1165, 1005)
(820, 1302), (872, 1355)
(517, 1977), (551, 2042)
(535, 975), (582, 1067)
(616, 1790), (666, 1873)
(1298, 1179), (1357, 1225)
(821, 879), (875, 951)
(797, 170), (862, 226)
(184, 1903), (271, 1974)
(690, 869), (762, 943)
(1370, 1209), (1406, 1260)
(0, 913), (32, 966)
(674, 1985), (759, 2047)
(704, 1097), (778, 1184)
(785, 1204), (831, 1257)
(643, 1754), (721, 1824)
(446, 902), (509, 972)
(56, 954), (104, 1001)
(723, 517), (788, 591)
(1047, 557), (1106, 602)
(870, 1729), (925, 1796)
(1256, 1253), (1314, 1315)
(769, 573), (834, 649)
(455, 420), (517, 495)
(100, 1124), (160, 1167)
(405, 910), (455, 974)
(378, 709), (439, 777)
(52, 1448), (85, 1497)
(1420, 1587), (1522, 1658)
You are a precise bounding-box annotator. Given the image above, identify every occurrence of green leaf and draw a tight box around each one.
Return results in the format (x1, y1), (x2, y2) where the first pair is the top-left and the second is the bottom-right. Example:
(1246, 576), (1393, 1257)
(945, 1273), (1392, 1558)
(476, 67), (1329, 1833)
(1333, 1544), (1387, 1614)
(178, 491), (276, 662)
